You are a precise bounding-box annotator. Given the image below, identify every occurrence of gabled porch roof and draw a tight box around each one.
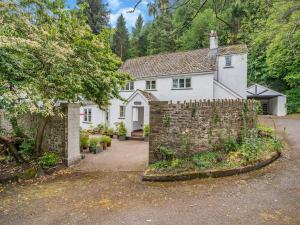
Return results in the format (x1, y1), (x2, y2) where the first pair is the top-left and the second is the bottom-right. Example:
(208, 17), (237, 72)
(125, 89), (158, 105)
(247, 84), (286, 99)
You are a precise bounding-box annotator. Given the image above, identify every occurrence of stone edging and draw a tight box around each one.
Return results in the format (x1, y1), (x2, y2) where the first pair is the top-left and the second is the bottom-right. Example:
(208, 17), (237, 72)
(142, 152), (280, 182)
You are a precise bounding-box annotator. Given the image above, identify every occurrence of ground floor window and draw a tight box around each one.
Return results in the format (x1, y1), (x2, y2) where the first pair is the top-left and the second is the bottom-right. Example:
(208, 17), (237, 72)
(83, 108), (92, 122)
(119, 106), (125, 118)
(262, 102), (269, 115)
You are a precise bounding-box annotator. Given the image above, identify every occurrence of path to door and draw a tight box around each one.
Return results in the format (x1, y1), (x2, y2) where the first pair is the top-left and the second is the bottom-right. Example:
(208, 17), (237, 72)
(1, 116), (300, 225)
(75, 139), (149, 172)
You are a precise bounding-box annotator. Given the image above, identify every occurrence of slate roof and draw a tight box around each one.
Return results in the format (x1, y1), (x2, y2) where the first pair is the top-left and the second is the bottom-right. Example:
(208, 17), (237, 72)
(139, 90), (158, 101)
(119, 44), (247, 79)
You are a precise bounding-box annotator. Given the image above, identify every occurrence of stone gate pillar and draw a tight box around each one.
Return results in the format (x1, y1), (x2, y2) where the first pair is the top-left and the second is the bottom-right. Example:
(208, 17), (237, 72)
(63, 103), (81, 166)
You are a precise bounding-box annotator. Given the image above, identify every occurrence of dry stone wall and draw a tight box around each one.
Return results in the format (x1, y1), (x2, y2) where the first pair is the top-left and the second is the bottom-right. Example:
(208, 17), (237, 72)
(0, 103), (80, 166)
(149, 99), (258, 163)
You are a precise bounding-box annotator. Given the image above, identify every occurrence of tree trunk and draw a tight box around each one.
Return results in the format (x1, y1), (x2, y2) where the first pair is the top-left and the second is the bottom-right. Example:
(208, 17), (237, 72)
(34, 117), (49, 156)
(0, 135), (24, 163)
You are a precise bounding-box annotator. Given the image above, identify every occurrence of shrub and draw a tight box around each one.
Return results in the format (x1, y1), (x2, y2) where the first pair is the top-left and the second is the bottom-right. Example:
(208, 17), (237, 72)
(239, 134), (262, 163)
(117, 122), (127, 136)
(19, 138), (35, 158)
(39, 152), (59, 167)
(80, 132), (89, 148)
(263, 137), (284, 153)
(257, 124), (274, 136)
(157, 146), (175, 161)
(99, 135), (112, 144)
(89, 137), (98, 149)
(150, 160), (171, 170)
(143, 124), (150, 137)
(224, 136), (239, 153)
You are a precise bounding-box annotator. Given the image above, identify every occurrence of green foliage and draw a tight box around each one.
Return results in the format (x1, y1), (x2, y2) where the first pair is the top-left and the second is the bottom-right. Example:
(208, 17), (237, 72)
(89, 137), (98, 148)
(150, 160), (171, 170)
(157, 146), (175, 161)
(112, 14), (130, 60)
(130, 14), (147, 58)
(143, 124), (150, 137)
(19, 138), (35, 158)
(39, 152), (59, 167)
(263, 137), (284, 153)
(162, 114), (171, 126)
(286, 88), (300, 114)
(180, 131), (192, 156)
(0, 0), (129, 122)
(192, 151), (222, 169)
(224, 136), (239, 153)
(80, 132), (89, 148)
(99, 135), (112, 144)
(257, 124), (274, 136)
(117, 122), (127, 136)
(77, 0), (110, 34)
(107, 128), (114, 136)
(239, 133), (262, 163)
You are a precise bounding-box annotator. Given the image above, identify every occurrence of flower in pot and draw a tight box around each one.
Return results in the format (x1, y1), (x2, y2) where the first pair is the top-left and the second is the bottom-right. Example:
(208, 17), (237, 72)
(143, 124), (150, 141)
(80, 131), (89, 152)
(89, 137), (98, 153)
(117, 122), (127, 141)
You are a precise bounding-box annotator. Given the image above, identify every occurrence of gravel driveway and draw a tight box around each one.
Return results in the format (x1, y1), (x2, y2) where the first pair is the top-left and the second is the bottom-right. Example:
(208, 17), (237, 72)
(0, 116), (300, 225)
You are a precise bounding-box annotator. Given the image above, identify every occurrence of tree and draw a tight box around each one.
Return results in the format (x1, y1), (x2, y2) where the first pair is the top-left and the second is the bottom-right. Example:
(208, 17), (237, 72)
(112, 14), (130, 61)
(130, 14), (147, 57)
(77, 0), (110, 34)
(0, 0), (130, 161)
(147, 14), (176, 55)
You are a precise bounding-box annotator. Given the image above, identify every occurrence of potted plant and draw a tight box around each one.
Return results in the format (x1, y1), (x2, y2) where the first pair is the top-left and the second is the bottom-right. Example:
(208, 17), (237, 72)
(143, 124), (150, 141)
(117, 122), (127, 141)
(95, 143), (103, 154)
(107, 128), (114, 138)
(80, 131), (89, 152)
(89, 137), (98, 153)
(100, 135), (112, 148)
(102, 124), (109, 136)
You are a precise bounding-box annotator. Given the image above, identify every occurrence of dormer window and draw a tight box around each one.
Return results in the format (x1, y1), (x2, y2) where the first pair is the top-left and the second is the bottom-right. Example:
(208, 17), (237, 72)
(225, 55), (232, 67)
(121, 81), (134, 91)
(146, 80), (156, 90)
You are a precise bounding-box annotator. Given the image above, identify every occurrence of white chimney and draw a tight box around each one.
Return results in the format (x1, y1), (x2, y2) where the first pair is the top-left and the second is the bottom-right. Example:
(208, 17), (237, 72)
(209, 30), (218, 56)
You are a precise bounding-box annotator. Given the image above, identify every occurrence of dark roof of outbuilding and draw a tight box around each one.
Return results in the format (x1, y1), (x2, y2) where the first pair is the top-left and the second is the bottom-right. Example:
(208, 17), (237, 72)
(119, 44), (247, 79)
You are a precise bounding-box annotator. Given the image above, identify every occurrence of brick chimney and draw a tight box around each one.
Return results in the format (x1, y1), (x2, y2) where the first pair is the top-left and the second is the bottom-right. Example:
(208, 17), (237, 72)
(209, 30), (218, 56)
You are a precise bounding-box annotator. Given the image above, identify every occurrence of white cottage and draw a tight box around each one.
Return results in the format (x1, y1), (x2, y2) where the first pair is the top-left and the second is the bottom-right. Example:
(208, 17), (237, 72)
(80, 31), (285, 136)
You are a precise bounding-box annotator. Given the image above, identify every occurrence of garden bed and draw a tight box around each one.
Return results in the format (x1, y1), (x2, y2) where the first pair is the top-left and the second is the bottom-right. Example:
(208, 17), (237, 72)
(143, 151), (280, 181)
(143, 126), (283, 182)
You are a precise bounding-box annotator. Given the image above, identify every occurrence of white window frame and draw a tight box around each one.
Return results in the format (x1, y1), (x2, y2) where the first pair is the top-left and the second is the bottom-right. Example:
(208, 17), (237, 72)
(121, 81), (134, 91)
(83, 108), (92, 123)
(225, 55), (232, 67)
(119, 106), (125, 118)
(172, 77), (192, 89)
(145, 80), (156, 90)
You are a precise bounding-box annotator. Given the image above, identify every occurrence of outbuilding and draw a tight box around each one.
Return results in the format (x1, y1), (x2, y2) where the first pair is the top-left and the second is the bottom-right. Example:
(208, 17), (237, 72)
(247, 84), (287, 116)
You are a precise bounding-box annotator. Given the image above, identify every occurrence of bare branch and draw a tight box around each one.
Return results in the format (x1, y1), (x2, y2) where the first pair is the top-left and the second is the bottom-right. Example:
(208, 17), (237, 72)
(127, 0), (143, 13)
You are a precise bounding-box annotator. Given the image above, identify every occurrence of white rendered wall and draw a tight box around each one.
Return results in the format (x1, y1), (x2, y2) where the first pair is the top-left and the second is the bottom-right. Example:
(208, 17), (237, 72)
(270, 96), (287, 116)
(217, 54), (247, 98)
(80, 105), (106, 130)
(213, 82), (239, 99)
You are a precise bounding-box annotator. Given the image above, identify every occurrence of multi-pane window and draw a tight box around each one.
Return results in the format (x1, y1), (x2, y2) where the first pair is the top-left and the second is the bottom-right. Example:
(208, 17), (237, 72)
(119, 106), (125, 118)
(225, 55), (232, 67)
(146, 80), (156, 90)
(172, 78), (191, 89)
(121, 82), (134, 91)
(83, 108), (92, 122)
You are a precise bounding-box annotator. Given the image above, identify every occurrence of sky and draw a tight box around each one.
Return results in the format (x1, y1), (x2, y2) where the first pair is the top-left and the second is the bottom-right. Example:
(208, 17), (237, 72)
(66, 0), (152, 31)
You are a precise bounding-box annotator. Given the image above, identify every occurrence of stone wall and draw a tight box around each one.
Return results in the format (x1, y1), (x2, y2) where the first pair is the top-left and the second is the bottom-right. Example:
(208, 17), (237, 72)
(0, 104), (81, 166)
(149, 99), (258, 163)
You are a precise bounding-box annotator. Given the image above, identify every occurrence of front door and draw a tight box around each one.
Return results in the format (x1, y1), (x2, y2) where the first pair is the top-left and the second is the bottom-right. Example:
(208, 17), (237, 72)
(132, 107), (144, 131)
